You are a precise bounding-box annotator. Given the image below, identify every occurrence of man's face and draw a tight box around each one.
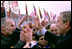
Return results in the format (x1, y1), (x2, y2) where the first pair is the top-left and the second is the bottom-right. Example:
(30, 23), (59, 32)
(4, 19), (16, 35)
(50, 24), (59, 35)
(56, 14), (66, 34)
(39, 36), (48, 46)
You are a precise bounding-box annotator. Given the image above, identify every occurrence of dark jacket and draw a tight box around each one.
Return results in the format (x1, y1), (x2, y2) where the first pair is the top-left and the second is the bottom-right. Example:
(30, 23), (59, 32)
(1, 34), (11, 48)
(44, 29), (71, 48)
(1, 33), (26, 48)
(10, 30), (20, 46)
(1, 27), (28, 48)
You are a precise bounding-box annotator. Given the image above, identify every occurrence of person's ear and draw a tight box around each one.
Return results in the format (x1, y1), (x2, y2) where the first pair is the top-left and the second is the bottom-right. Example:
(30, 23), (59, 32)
(65, 21), (70, 28)
(1, 26), (5, 30)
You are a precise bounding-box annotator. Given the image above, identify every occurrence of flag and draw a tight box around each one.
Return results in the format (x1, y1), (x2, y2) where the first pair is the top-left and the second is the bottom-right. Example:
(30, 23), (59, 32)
(30, 11), (34, 16)
(1, 1), (5, 12)
(44, 9), (47, 17)
(12, 1), (18, 8)
(47, 11), (50, 20)
(43, 9), (47, 20)
(50, 12), (53, 18)
(37, 13), (39, 19)
(33, 4), (36, 16)
(9, 6), (11, 18)
(25, 1), (28, 15)
(53, 14), (56, 20)
(39, 7), (42, 19)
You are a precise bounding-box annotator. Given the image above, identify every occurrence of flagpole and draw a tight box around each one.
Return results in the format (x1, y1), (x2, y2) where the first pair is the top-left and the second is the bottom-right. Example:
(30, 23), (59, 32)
(25, 1), (27, 25)
(25, 1), (29, 24)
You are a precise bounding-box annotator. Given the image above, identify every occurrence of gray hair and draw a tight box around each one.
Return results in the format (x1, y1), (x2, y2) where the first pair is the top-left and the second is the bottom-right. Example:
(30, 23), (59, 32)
(60, 11), (71, 26)
(1, 17), (12, 26)
(1, 18), (12, 32)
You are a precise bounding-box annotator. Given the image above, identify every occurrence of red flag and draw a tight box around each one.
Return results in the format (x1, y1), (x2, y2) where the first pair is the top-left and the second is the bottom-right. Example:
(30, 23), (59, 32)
(12, 1), (18, 8)
(9, 6), (11, 18)
(33, 4), (36, 16)
(1, 1), (5, 12)
(25, 1), (28, 15)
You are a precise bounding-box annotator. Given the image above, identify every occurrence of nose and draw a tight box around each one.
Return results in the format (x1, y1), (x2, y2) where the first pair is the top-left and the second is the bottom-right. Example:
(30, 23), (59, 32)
(14, 27), (16, 30)
(43, 39), (45, 41)
(53, 31), (56, 34)
(56, 24), (58, 27)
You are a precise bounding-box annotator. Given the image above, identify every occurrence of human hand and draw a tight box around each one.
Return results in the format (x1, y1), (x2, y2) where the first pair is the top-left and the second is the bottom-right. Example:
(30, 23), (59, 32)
(20, 31), (26, 42)
(35, 18), (43, 32)
(28, 22), (33, 29)
(17, 15), (28, 28)
(41, 20), (46, 27)
(23, 42), (30, 48)
(22, 15), (28, 21)
(21, 24), (33, 43)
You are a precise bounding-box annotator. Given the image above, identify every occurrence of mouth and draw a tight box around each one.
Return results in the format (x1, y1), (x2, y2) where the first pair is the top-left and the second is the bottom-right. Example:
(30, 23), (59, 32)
(12, 30), (15, 32)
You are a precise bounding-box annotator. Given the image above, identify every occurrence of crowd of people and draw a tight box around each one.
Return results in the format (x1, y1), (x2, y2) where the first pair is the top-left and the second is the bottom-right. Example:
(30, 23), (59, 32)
(1, 11), (71, 48)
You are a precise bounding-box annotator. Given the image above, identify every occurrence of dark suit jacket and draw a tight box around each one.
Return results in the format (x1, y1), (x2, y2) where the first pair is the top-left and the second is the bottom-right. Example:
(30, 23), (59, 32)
(44, 29), (71, 48)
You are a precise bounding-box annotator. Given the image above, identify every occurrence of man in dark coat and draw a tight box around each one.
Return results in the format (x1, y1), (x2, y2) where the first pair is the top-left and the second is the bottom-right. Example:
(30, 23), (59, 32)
(1, 18), (26, 48)
(37, 11), (71, 48)
(22, 11), (71, 48)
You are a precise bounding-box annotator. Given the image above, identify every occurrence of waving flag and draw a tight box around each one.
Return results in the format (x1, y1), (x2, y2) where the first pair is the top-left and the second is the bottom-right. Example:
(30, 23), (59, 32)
(39, 7), (42, 19)
(47, 11), (50, 20)
(9, 6), (11, 18)
(37, 13), (39, 19)
(25, 1), (28, 15)
(53, 14), (56, 20)
(12, 1), (18, 8)
(1, 1), (4, 12)
(30, 11), (34, 16)
(44, 9), (47, 17)
(43, 9), (47, 20)
(33, 4), (36, 16)
(50, 12), (53, 18)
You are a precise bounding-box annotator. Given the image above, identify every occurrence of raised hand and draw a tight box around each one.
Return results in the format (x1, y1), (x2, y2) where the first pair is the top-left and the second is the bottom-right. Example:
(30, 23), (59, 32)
(21, 24), (33, 43)
(28, 22), (33, 29)
(35, 18), (43, 32)
(17, 15), (28, 28)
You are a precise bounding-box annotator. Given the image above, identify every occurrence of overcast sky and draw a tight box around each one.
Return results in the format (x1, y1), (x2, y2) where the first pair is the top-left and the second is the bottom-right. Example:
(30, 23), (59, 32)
(1, 1), (71, 19)
(18, 1), (71, 16)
